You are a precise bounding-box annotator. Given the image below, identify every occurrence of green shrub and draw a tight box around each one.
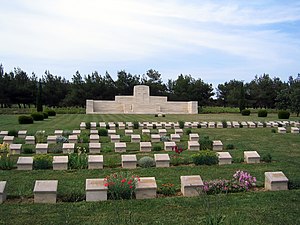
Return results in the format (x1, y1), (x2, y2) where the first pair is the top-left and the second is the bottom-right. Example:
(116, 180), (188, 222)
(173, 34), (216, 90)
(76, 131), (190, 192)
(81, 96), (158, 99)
(271, 128), (276, 133)
(46, 109), (56, 116)
(22, 146), (34, 154)
(159, 183), (176, 196)
(138, 156), (155, 168)
(86, 122), (91, 129)
(288, 180), (300, 190)
(222, 120), (227, 128)
(35, 130), (47, 143)
(98, 129), (108, 136)
(42, 112), (48, 119)
(179, 120), (184, 129)
(185, 129), (192, 135)
(77, 133), (89, 143)
(199, 136), (213, 150)
(31, 112), (44, 121)
(0, 143), (14, 170)
(152, 145), (162, 151)
(56, 136), (68, 143)
(155, 114), (158, 117)
(133, 121), (139, 129)
(241, 109), (250, 116)
(226, 144), (235, 150)
(258, 109), (268, 117)
(262, 153), (272, 163)
(278, 110), (290, 119)
(68, 153), (88, 169)
(153, 124), (157, 129)
(18, 115), (34, 124)
(33, 154), (52, 170)
(105, 124), (110, 129)
(8, 130), (18, 137)
(192, 150), (218, 165)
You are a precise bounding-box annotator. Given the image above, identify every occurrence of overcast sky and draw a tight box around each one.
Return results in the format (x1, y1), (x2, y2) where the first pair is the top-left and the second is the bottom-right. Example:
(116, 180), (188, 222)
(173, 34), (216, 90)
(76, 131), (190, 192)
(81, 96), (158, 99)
(1, 0), (300, 87)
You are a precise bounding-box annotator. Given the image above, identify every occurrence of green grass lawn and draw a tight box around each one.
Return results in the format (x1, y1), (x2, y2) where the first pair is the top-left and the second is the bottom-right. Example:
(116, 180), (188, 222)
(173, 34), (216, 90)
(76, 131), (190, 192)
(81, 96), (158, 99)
(0, 114), (300, 224)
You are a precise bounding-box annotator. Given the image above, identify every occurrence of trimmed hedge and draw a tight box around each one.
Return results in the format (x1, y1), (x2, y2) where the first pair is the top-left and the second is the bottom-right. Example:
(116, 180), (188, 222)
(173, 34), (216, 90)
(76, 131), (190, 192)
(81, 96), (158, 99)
(31, 112), (44, 121)
(46, 109), (56, 116)
(192, 150), (218, 165)
(43, 112), (48, 119)
(258, 109), (268, 117)
(18, 115), (34, 124)
(278, 110), (290, 119)
(241, 109), (251, 116)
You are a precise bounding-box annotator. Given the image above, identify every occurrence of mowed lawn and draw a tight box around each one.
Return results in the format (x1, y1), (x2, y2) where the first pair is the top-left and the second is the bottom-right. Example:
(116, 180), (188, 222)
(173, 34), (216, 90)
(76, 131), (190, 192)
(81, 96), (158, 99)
(0, 113), (300, 224)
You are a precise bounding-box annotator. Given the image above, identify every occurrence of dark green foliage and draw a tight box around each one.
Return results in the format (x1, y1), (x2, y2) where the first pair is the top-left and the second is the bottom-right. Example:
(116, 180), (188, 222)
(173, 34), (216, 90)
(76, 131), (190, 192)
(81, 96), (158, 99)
(22, 146), (34, 154)
(278, 110), (290, 119)
(271, 128), (276, 133)
(133, 121), (139, 129)
(33, 154), (52, 170)
(241, 109), (250, 116)
(226, 144), (234, 150)
(179, 120), (184, 129)
(98, 129), (108, 136)
(159, 183), (176, 196)
(68, 153), (88, 169)
(77, 133), (89, 143)
(155, 114), (158, 117)
(262, 153), (272, 163)
(192, 150), (218, 165)
(162, 114), (165, 117)
(258, 109), (268, 117)
(152, 145), (162, 151)
(43, 112), (48, 119)
(36, 80), (43, 112)
(31, 112), (44, 121)
(8, 130), (18, 137)
(105, 124), (110, 129)
(222, 120), (227, 128)
(199, 136), (213, 150)
(18, 115), (33, 124)
(46, 109), (56, 116)
(86, 122), (91, 129)
(186, 129), (192, 135)
(288, 180), (300, 190)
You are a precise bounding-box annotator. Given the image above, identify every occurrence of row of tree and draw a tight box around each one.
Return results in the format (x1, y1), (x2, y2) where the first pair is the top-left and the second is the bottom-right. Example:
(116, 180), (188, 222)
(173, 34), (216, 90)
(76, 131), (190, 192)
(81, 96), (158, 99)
(0, 64), (299, 115)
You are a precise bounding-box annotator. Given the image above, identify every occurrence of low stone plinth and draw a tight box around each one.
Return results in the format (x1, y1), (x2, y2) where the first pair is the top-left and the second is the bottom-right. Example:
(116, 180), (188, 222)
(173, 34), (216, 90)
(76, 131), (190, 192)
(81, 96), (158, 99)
(216, 122), (223, 128)
(217, 152), (232, 165)
(89, 143), (101, 154)
(90, 129), (98, 135)
(3, 136), (14, 145)
(164, 142), (176, 151)
(184, 122), (192, 128)
(99, 122), (106, 128)
(35, 143), (48, 154)
(188, 141), (200, 151)
(54, 130), (63, 137)
(232, 121), (240, 128)
(118, 122), (126, 129)
(271, 122), (278, 127)
(110, 134), (120, 143)
(173, 122), (180, 129)
(90, 122), (97, 130)
(174, 129), (183, 136)
(146, 123), (153, 129)
(0, 181), (7, 204)
(108, 123), (116, 129)
(17, 156), (33, 170)
(47, 135), (57, 144)
(142, 129), (150, 135)
(158, 129), (167, 137)
(125, 129), (133, 136)
(247, 121), (256, 128)
(181, 175), (204, 197)
(154, 154), (170, 167)
(108, 129), (116, 136)
(68, 135), (78, 143)
(90, 134), (100, 143)
(151, 134), (160, 142)
(0, 131), (8, 138)
(208, 122), (215, 128)
(156, 123), (162, 129)
(86, 179), (107, 201)
(18, 130), (27, 138)
(226, 122), (232, 128)
(122, 154), (137, 169)
(135, 177), (157, 199)
(53, 156), (68, 170)
(131, 134), (141, 143)
(170, 134), (180, 142)
(126, 122), (133, 128)
(189, 133), (199, 141)
(191, 122), (198, 128)
(291, 127), (299, 134)
(213, 140), (223, 151)
(80, 122), (86, 130)
(140, 142), (152, 152)
(265, 171), (288, 191)
(34, 180), (58, 204)
(62, 143), (75, 154)
(115, 142), (126, 153)
(72, 130), (81, 135)
(88, 155), (103, 169)
(25, 136), (35, 144)
(200, 123), (207, 128)
(244, 151), (260, 163)
(165, 123), (172, 129)
(278, 127), (286, 134)
(9, 144), (22, 154)
(265, 122), (271, 127)
(257, 122), (264, 128)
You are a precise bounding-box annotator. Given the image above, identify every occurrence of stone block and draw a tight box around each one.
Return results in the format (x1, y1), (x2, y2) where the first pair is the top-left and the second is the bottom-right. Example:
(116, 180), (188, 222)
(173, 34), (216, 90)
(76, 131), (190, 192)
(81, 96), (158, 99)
(151, 134), (160, 142)
(108, 122), (116, 129)
(68, 135), (78, 143)
(158, 129), (167, 137)
(72, 130), (81, 135)
(90, 134), (100, 143)
(156, 123), (162, 129)
(54, 130), (63, 137)
(90, 122), (97, 130)
(35, 143), (48, 154)
(3, 136), (14, 145)
(247, 121), (256, 128)
(9, 144), (22, 154)
(170, 134), (180, 142)
(140, 142), (152, 152)
(118, 122), (126, 129)
(291, 127), (299, 134)
(0, 131), (8, 138)
(108, 129), (116, 136)
(174, 129), (183, 136)
(257, 122), (264, 128)
(18, 130), (27, 138)
(131, 134), (141, 143)
(88, 155), (103, 169)
(216, 122), (223, 128)
(226, 122), (232, 128)
(142, 129), (150, 135)
(147, 123), (153, 129)
(99, 122), (106, 128)
(164, 142), (176, 151)
(62, 143), (75, 154)
(244, 151), (260, 163)
(122, 154), (137, 169)
(90, 129), (98, 135)
(188, 141), (200, 151)
(0, 181), (7, 204)
(165, 123), (172, 129)
(80, 122), (86, 130)
(181, 175), (204, 197)
(86, 178), (107, 201)
(200, 122), (207, 128)
(184, 122), (192, 128)
(89, 143), (101, 154)
(265, 171), (288, 191)
(25, 136), (35, 144)
(173, 122), (180, 129)
(125, 129), (133, 136)
(278, 127), (286, 134)
(47, 135), (57, 144)
(232, 121), (240, 128)
(17, 156), (33, 170)
(115, 142), (126, 153)
(213, 140), (223, 151)
(189, 133), (199, 141)
(126, 122), (133, 128)
(217, 152), (232, 165)
(110, 134), (120, 143)
(135, 177), (157, 199)
(191, 122), (199, 128)
(208, 122), (215, 128)
(53, 156), (68, 170)
(34, 180), (58, 204)
(154, 154), (170, 167)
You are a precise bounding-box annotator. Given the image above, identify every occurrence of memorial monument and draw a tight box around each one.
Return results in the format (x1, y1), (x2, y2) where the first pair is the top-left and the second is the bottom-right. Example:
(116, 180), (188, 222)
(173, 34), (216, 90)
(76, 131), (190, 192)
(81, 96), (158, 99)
(86, 85), (197, 114)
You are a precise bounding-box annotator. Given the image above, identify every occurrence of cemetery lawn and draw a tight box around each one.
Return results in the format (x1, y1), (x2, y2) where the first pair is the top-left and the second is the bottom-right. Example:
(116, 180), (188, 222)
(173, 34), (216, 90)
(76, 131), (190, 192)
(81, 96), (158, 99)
(0, 114), (300, 224)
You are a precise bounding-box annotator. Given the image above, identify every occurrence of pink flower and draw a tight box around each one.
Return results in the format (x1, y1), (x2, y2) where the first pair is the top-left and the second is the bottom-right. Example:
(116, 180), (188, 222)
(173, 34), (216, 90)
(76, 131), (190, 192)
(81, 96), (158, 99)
(104, 183), (109, 187)
(121, 179), (126, 183)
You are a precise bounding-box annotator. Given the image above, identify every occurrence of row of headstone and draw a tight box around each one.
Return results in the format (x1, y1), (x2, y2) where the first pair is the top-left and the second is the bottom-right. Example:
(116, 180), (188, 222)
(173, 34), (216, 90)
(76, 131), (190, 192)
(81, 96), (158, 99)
(0, 171), (289, 204)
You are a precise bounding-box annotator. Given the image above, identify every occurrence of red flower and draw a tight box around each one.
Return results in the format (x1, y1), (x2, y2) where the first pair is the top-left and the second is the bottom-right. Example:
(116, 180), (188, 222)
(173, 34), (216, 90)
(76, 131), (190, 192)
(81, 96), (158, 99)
(128, 180), (132, 185)
(129, 185), (133, 189)
(121, 179), (126, 183)
(104, 183), (109, 187)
